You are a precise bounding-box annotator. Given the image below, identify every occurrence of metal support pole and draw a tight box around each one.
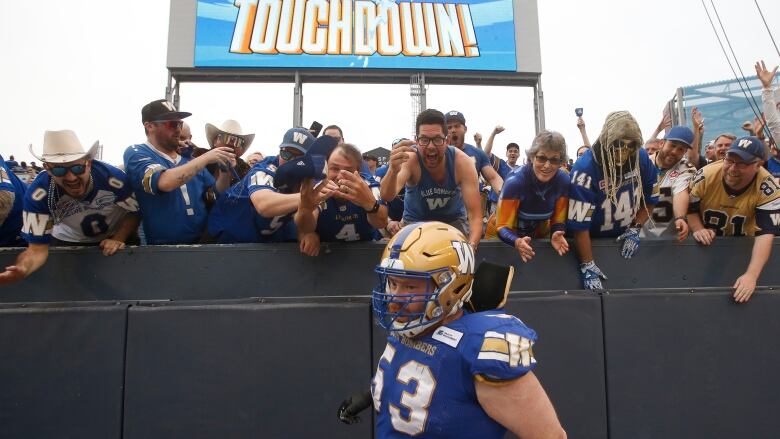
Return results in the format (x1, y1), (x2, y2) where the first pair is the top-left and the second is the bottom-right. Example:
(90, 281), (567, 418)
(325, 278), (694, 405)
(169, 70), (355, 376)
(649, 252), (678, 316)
(419, 73), (427, 111)
(173, 79), (181, 110)
(293, 71), (303, 127)
(533, 77), (546, 134)
(165, 72), (173, 103)
(675, 87), (686, 126)
(410, 73), (427, 137)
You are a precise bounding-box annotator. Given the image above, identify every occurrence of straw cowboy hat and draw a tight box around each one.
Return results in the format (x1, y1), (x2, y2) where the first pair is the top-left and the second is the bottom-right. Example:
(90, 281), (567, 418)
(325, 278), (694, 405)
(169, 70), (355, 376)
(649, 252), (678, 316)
(205, 119), (255, 150)
(29, 130), (99, 164)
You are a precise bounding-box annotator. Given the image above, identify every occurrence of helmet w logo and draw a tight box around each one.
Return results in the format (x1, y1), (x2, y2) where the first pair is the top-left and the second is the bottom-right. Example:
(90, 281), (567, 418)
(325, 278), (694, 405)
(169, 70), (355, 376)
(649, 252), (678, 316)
(451, 241), (475, 275)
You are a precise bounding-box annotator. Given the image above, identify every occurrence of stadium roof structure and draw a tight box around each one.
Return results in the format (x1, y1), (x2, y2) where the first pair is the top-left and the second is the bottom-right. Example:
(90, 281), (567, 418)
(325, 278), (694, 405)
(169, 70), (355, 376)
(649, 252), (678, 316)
(678, 73), (779, 144)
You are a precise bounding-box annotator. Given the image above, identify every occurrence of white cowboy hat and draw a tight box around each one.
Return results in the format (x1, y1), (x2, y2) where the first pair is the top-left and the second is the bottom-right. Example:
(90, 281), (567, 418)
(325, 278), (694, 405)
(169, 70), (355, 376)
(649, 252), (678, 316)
(205, 119), (255, 150)
(29, 130), (99, 164)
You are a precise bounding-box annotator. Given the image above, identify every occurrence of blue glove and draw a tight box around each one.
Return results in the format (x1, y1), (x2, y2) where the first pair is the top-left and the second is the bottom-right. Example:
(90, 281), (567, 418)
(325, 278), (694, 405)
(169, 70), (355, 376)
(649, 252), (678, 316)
(616, 226), (641, 259)
(580, 261), (607, 290)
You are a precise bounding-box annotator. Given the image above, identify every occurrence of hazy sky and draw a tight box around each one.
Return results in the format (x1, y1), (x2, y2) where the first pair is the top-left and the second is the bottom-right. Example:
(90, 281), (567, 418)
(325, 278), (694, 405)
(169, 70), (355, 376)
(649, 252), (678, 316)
(1, 0), (778, 166)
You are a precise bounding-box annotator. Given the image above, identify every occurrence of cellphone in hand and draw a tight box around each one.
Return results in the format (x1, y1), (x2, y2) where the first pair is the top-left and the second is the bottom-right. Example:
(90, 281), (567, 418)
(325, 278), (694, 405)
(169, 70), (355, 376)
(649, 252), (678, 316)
(575, 108), (583, 117)
(309, 121), (323, 137)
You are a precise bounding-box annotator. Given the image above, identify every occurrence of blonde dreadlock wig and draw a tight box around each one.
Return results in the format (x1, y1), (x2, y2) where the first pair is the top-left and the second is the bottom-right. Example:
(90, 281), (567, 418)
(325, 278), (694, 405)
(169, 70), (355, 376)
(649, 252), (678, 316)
(592, 111), (645, 217)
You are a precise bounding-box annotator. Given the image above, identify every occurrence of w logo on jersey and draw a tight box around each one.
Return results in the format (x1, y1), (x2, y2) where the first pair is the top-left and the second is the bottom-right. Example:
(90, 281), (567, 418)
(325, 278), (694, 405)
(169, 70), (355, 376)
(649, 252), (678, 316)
(426, 197), (450, 210)
(451, 241), (475, 275)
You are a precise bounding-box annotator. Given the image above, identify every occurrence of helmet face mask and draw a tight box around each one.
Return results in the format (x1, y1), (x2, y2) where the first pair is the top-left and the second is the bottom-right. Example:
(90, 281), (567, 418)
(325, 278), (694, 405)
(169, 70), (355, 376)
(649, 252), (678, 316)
(372, 222), (475, 338)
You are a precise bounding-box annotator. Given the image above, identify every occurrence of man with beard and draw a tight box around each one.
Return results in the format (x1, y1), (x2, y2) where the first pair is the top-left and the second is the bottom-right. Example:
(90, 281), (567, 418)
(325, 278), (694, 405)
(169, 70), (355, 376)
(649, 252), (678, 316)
(380, 109), (482, 249)
(295, 143), (388, 255)
(567, 111), (658, 290)
(643, 126), (697, 240)
(124, 99), (235, 244)
(0, 130), (139, 285)
(688, 136), (780, 303)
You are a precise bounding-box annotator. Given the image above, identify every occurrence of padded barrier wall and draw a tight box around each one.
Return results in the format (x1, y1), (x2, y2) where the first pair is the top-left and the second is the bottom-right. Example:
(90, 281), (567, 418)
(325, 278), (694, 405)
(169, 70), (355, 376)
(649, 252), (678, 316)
(1, 237), (779, 301)
(1, 291), (779, 438)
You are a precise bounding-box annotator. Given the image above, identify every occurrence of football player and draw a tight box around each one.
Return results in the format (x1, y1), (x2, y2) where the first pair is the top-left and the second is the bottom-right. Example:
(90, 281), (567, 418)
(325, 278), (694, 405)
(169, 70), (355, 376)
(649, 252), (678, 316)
(348, 221), (565, 438)
(567, 111), (658, 290)
(496, 130), (570, 262)
(687, 136), (780, 302)
(643, 126), (696, 241)
(295, 143), (388, 255)
(0, 154), (26, 247)
(0, 130), (139, 285)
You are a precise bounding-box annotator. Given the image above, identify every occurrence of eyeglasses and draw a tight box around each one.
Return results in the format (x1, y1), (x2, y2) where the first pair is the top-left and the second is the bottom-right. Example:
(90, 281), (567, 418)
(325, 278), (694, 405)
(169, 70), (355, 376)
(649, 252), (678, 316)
(723, 157), (757, 170)
(217, 133), (246, 149)
(416, 136), (446, 146)
(48, 163), (87, 177)
(534, 155), (562, 166)
(153, 120), (183, 130)
(279, 148), (304, 161)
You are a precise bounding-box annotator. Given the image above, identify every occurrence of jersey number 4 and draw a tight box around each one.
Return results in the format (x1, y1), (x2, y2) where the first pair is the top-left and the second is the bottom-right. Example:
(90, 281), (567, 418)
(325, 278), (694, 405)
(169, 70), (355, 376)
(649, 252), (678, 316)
(373, 344), (436, 436)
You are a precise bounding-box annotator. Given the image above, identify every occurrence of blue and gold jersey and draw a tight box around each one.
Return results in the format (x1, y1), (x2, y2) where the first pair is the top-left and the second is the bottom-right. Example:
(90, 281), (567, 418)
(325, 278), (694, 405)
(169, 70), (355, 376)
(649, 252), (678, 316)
(124, 143), (214, 245)
(22, 161), (138, 245)
(496, 164), (569, 245)
(315, 176), (381, 242)
(567, 148), (658, 237)
(373, 310), (537, 438)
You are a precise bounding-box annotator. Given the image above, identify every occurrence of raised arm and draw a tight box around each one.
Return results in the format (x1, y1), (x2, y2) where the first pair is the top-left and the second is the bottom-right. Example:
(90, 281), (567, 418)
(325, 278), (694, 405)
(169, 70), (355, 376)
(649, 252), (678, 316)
(689, 107), (704, 167)
(577, 117), (590, 147)
(379, 142), (415, 202)
(483, 125), (505, 157)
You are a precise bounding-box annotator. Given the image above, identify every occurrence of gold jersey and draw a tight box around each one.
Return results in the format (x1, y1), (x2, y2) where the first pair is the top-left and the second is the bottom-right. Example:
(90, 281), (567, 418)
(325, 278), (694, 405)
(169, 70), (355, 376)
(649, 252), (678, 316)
(690, 161), (780, 236)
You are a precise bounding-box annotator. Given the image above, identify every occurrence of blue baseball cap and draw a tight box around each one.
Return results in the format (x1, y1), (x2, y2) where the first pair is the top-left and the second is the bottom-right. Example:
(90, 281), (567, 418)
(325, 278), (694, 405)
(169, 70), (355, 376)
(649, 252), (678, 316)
(727, 136), (767, 162)
(445, 111), (466, 124)
(279, 127), (315, 154)
(273, 135), (339, 193)
(664, 126), (694, 148)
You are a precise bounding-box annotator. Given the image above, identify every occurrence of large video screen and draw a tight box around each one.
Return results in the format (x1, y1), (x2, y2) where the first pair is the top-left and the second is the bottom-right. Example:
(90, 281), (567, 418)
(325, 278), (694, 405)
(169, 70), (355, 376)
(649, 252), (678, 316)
(194, 0), (518, 71)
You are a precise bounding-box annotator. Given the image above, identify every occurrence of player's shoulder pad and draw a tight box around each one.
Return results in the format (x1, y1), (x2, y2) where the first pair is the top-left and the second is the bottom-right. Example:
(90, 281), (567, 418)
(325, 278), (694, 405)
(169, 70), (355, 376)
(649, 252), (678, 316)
(445, 310), (538, 382)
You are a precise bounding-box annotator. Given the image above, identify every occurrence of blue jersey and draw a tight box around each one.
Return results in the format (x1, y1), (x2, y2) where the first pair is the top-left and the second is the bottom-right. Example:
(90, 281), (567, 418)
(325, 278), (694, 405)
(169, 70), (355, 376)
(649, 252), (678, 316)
(124, 143), (215, 245)
(0, 155), (27, 246)
(246, 156), (296, 242)
(207, 177), (262, 244)
(496, 165), (570, 245)
(766, 156), (780, 182)
(21, 161), (138, 244)
(460, 143), (491, 175)
(315, 177), (381, 242)
(374, 165), (404, 221)
(567, 148), (658, 237)
(373, 310), (538, 438)
(489, 154), (513, 203)
(403, 146), (466, 225)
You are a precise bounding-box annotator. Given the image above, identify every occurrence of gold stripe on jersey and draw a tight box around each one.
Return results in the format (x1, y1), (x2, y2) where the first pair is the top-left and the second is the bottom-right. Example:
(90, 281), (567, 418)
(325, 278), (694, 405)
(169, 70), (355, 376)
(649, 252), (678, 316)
(690, 162), (780, 236)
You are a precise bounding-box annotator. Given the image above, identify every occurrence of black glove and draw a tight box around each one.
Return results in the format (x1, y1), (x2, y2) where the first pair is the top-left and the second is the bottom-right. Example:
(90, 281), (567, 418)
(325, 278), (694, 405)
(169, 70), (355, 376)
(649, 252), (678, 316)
(337, 391), (372, 425)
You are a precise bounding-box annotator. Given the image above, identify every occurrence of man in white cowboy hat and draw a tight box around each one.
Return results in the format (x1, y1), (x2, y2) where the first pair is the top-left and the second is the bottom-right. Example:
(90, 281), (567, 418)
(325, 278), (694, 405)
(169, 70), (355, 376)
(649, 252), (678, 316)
(123, 99), (235, 245)
(0, 130), (140, 286)
(204, 119), (255, 185)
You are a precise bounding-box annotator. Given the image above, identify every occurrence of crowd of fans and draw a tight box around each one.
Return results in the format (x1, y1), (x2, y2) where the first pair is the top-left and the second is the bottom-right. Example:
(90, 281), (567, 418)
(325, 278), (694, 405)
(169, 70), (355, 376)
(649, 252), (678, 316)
(1, 61), (778, 302)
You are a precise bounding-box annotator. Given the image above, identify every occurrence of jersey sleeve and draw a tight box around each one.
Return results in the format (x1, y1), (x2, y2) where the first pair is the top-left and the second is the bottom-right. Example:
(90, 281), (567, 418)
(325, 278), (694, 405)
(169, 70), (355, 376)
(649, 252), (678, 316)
(247, 162), (277, 195)
(462, 315), (538, 383)
(671, 164), (695, 195)
(106, 165), (140, 213)
(566, 165), (598, 232)
(20, 176), (53, 244)
(550, 171), (570, 233)
(755, 174), (780, 235)
(495, 174), (522, 246)
(475, 148), (491, 172)
(123, 146), (164, 195)
(640, 149), (659, 205)
(688, 167), (707, 213)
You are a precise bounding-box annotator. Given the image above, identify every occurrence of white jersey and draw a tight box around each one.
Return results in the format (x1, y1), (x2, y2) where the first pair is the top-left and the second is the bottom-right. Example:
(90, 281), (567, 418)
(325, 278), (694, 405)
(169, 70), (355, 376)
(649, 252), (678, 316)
(643, 155), (695, 238)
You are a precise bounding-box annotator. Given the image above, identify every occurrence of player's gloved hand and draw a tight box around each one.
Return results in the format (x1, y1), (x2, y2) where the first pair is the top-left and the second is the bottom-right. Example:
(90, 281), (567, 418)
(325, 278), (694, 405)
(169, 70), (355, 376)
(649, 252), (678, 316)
(616, 226), (641, 259)
(580, 260), (607, 290)
(337, 391), (372, 425)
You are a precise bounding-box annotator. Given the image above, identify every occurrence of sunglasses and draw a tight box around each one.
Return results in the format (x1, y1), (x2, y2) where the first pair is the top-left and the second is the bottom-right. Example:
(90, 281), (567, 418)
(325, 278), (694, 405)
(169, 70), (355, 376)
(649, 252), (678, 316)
(217, 133), (246, 149)
(279, 148), (304, 161)
(153, 120), (183, 130)
(534, 155), (562, 166)
(48, 163), (87, 177)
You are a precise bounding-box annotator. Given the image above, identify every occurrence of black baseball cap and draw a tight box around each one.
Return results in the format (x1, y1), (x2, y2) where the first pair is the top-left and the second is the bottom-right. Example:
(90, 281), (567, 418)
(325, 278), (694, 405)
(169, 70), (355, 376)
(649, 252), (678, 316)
(142, 99), (192, 123)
